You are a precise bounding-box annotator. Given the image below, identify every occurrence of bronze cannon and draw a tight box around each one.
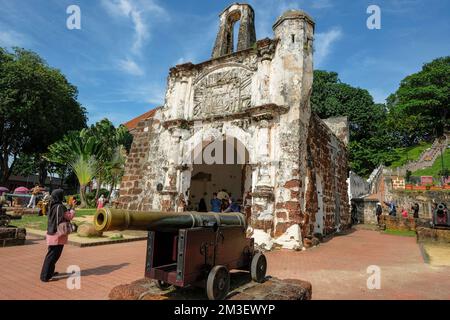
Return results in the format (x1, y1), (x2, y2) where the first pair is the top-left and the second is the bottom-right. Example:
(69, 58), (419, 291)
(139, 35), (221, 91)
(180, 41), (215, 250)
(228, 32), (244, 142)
(94, 208), (267, 300)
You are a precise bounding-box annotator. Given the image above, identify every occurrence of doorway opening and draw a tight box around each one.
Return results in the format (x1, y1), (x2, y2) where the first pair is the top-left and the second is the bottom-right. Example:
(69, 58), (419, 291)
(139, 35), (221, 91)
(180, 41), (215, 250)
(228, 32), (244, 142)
(187, 136), (251, 212)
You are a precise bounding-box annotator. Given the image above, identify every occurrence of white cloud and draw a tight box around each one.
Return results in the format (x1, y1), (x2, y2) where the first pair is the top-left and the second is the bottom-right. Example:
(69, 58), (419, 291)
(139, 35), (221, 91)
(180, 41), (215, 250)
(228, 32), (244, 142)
(0, 29), (28, 48)
(314, 27), (343, 68)
(118, 58), (144, 76)
(101, 0), (167, 55)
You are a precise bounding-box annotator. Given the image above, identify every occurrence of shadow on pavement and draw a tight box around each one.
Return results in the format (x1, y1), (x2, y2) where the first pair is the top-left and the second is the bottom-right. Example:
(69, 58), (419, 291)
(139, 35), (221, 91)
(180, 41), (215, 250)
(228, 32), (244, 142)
(81, 263), (130, 276)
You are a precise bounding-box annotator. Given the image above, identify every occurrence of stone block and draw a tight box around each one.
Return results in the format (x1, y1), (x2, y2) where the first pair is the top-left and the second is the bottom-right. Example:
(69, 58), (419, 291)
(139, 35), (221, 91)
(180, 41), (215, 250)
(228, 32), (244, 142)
(416, 227), (450, 243)
(0, 227), (26, 247)
(77, 224), (103, 238)
(109, 276), (312, 300)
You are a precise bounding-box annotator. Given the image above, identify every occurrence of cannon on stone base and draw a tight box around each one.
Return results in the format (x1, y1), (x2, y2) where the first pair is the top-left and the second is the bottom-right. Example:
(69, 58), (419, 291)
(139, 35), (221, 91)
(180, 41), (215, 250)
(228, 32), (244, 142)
(432, 203), (450, 228)
(94, 208), (267, 300)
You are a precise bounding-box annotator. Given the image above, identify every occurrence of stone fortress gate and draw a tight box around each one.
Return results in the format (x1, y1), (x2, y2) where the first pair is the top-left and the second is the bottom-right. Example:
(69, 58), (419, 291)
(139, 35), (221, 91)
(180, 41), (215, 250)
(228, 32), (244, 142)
(118, 3), (350, 249)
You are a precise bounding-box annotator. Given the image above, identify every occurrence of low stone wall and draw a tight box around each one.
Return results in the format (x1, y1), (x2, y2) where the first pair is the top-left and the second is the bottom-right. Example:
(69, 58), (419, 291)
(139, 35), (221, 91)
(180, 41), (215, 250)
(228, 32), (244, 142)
(379, 215), (430, 231)
(0, 227), (26, 247)
(389, 190), (450, 219)
(416, 227), (450, 243)
(109, 275), (312, 300)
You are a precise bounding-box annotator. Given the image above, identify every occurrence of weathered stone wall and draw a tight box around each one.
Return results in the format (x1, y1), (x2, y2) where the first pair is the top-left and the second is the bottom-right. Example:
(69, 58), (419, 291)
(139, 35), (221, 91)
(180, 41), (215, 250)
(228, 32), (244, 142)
(352, 198), (378, 224)
(305, 115), (350, 236)
(348, 171), (370, 200)
(118, 113), (167, 211)
(391, 190), (450, 219)
(322, 116), (349, 146)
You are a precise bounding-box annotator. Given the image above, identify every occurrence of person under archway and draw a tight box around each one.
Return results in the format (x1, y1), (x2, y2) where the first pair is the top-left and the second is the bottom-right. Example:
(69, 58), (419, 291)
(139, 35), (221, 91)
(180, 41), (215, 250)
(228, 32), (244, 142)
(198, 198), (208, 212)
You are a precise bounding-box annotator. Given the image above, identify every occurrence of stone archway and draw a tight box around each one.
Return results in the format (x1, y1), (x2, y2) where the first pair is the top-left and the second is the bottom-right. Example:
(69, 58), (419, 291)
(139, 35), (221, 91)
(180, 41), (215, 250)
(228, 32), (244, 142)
(180, 132), (252, 213)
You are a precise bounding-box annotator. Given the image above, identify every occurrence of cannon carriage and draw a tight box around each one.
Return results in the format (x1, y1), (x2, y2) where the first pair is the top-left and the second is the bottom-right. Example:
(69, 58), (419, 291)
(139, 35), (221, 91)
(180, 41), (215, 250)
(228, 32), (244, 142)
(94, 208), (267, 300)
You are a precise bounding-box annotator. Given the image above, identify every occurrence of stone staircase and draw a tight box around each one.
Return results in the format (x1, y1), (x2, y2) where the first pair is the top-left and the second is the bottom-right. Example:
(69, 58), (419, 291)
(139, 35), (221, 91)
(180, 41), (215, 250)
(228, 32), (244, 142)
(402, 134), (449, 173)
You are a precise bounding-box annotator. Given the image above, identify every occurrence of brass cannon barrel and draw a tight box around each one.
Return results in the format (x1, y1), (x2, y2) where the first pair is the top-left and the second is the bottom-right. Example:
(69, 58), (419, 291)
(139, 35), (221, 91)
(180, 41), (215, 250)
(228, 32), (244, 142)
(94, 208), (246, 232)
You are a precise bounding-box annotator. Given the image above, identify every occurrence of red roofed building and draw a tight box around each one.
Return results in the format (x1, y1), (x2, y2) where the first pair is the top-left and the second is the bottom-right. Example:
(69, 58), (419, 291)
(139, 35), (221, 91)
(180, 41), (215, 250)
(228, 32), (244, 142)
(123, 107), (161, 134)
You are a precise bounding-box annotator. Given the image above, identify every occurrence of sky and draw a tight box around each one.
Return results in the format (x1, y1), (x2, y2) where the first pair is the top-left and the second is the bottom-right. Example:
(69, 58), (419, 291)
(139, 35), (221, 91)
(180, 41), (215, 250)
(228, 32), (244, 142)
(0, 0), (449, 126)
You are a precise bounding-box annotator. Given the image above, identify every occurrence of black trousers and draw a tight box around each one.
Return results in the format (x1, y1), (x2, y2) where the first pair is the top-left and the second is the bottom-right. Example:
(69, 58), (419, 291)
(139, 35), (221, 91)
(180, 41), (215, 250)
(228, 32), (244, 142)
(40, 245), (64, 282)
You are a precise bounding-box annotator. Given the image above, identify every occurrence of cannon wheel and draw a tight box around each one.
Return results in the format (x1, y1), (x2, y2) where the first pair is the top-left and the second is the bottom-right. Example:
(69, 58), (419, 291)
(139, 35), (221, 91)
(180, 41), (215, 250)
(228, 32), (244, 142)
(206, 265), (230, 300)
(155, 280), (172, 290)
(251, 252), (267, 283)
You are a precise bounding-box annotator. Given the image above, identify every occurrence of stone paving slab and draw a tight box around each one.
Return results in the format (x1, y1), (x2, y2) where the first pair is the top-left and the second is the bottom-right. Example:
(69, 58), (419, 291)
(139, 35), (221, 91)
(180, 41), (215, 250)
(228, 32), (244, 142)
(420, 243), (450, 266)
(1, 229), (450, 300)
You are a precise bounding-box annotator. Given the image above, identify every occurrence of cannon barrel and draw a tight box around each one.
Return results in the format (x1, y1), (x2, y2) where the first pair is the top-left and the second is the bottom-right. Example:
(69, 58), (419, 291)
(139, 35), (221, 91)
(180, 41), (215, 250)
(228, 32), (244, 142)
(94, 208), (246, 232)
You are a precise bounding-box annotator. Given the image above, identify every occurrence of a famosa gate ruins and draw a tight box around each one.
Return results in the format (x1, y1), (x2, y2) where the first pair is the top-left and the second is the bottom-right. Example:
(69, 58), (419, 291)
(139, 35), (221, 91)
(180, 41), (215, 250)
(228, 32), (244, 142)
(118, 3), (350, 249)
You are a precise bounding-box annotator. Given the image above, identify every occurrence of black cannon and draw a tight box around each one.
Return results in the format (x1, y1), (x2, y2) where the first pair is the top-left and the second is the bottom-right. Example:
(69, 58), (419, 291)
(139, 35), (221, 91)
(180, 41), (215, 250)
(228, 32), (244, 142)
(94, 208), (267, 300)
(432, 203), (450, 228)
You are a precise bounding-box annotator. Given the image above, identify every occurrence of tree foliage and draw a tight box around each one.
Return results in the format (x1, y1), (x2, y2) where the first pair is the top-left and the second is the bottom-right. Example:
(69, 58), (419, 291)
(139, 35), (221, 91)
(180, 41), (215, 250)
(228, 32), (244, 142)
(0, 47), (87, 184)
(386, 56), (449, 145)
(45, 118), (132, 206)
(312, 56), (449, 177)
(312, 70), (396, 176)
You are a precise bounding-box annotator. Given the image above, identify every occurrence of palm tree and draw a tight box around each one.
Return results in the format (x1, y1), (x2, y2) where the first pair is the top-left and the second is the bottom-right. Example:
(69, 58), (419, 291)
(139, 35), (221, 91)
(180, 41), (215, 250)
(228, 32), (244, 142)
(45, 119), (133, 207)
(69, 155), (97, 208)
(106, 145), (127, 201)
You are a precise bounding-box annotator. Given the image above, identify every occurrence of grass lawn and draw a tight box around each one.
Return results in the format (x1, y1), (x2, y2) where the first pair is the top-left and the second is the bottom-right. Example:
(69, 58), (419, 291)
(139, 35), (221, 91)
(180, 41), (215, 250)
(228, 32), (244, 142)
(412, 148), (450, 178)
(382, 229), (416, 237)
(389, 142), (432, 169)
(9, 208), (98, 231)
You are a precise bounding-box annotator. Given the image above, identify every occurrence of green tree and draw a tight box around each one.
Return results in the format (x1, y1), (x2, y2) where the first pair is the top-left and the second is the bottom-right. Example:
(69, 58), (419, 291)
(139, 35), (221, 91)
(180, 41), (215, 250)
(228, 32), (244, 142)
(45, 129), (103, 207)
(46, 119), (132, 206)
(104, 145), (127, 201)
(387, 56), (450, 144)
(69, 155), (98, 208)
(311, 70), (397, 176)
(86, 119), (133, 200)
(0, 47), (87, 184)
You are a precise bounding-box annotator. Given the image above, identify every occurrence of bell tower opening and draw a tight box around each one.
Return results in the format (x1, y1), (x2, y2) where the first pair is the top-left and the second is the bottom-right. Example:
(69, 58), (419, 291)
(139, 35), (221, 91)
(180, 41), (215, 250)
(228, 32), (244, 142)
(212, 4), (256, 58)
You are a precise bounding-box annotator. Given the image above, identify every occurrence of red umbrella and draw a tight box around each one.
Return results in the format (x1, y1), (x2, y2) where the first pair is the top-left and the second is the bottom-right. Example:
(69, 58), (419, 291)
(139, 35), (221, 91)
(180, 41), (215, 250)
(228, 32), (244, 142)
(14, 187), (29, 194)
(0, 186), (8, 195)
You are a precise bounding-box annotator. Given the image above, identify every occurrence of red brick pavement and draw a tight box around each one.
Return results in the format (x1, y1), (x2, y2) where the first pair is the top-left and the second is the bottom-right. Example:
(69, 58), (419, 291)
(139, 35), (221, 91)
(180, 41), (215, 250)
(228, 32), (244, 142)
(0, 229), (449, 300)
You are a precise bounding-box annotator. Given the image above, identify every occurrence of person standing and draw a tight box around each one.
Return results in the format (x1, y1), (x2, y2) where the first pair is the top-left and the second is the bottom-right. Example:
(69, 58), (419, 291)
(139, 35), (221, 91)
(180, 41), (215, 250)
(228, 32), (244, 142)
(384, 200), (397, 216)
(412, 203), (420, 219)
(27, 184), (41, 209)
(223, 198), (241, 213)
(198, 198), (208, 212)
(97, 194), (105, 209)
(376, 202), (382, 225)
(401, 207), (409, 218)
(40, 189), (75, 282)
(210, 193), (222, 213)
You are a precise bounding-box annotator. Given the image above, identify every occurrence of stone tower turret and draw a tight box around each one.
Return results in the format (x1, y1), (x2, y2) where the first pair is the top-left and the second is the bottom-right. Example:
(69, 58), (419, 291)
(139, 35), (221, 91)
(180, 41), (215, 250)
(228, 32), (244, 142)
(212, 3), (256, 58)
(270, 10), (315, 116)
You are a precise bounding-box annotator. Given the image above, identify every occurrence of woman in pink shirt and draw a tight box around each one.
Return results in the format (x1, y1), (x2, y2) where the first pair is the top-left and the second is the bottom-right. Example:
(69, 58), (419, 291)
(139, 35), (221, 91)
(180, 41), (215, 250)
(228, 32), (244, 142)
(40, 189), (75, 282)
(401, 207), (409, 218)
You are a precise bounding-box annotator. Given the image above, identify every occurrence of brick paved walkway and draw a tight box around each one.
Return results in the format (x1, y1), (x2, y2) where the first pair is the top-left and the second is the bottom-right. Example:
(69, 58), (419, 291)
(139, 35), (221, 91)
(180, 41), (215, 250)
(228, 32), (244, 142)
(1, 229), (449, 300)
